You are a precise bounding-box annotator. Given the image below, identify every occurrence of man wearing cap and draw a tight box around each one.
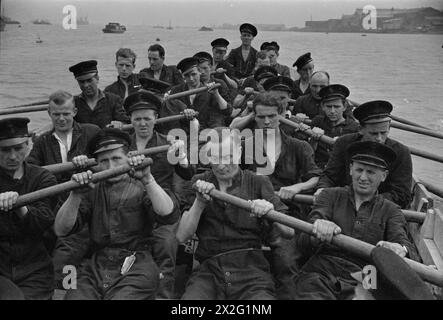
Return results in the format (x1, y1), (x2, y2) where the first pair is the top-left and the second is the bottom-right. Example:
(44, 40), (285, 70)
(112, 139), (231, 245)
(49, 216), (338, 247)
(0, 117), (58, 299)
(307, 84), (359, 169)
(177, 127), (294, 300)
(210, 38), (238, 89)
(293, 141), (415, 300)
(137, 74), (197, 135)
(170, 57), (231, 129)
(292, 52), (314, 99)
(241, 93), (321, 299)
(226, 23), (259, 79)
(124, 91), (193, 299)
(292, 70), (329, 119)
(55, 128), (180, 300)
(317, 100), (413, 209)
(69, 60), (129, 129)
(139, 44), (184, 87)
(104, 48), (140, 100)
(261, 41), (291, 78)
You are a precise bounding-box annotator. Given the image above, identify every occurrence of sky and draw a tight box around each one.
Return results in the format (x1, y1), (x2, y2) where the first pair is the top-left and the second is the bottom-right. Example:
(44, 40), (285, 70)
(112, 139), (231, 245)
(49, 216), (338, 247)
(3, 0), (443, 27)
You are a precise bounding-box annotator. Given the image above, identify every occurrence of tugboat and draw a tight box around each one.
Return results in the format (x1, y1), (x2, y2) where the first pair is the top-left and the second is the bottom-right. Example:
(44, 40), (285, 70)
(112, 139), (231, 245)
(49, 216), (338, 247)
(102, 22), (126, 33)
(32, 19), (51, 25)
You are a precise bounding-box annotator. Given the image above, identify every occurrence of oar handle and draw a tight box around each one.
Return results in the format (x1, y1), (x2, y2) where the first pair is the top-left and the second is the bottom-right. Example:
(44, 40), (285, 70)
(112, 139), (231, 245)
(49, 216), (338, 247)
(279, 116), (335, 145)
(120, 112), (198, 131)
(166, 83), (221, 100)
(14, 158), (153, 209)
(203, 187), (443, 287)
(0, 105), (47, 116)
(43, 145), (170, 175)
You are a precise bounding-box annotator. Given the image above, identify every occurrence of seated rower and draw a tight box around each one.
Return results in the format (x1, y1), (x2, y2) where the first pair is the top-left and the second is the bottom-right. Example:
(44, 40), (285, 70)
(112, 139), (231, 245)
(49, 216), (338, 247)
(176, 127), (293, 300)
(27, 90), (100, 289)
(260, 41), (291, 78)
(293, 141), (415, 300)
(55, 128), (179, 300)
(210, 38), (238, 90)
(170, 57), (231, 129)
(124, 91), (194, 299)
(306, 84), (359, 169)
(104, 48), (140, 100)
(0, 118), (58, 299)
(137, 74), (197, 135)
(69, 60), (129, 129)
(316, 100), (413, 209)
(240, 92), (321, 299)
(292, 52), (314, 99)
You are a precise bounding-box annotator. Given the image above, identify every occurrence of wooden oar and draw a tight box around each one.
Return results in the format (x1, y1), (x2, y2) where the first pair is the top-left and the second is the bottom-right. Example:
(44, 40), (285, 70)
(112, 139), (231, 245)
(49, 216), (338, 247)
(281, 116), (443, 165)
(415, 178), (443, 199)
(288, 194), (426, 223)
(390, 115), (427, 129)
(202, 187), (443, 287)
(13, 158), (153, 209)
(5, 100), (49, 109)
(165, 83), (221, 100)
(390, 122), (443, 141)
(43, 145), (169, 175)
(0, 105), (47, 116)
(120, 114), (189, 131)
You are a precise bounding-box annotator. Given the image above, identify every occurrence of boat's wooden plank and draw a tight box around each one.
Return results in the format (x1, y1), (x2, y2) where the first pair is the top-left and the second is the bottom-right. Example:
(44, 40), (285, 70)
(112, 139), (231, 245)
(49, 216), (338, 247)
(433, 209), (443, 258)
(422, 239), (443, 270)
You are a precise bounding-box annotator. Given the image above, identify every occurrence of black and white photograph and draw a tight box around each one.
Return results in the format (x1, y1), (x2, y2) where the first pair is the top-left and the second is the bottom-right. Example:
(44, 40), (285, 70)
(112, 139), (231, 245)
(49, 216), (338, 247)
(0, 0), (442, 307)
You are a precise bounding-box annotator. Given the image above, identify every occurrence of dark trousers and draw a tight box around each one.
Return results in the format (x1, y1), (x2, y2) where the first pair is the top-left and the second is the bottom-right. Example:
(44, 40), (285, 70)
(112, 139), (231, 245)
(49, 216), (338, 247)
(182, 249), (276, 300)
(292, 253), (361, 300)
(64, 248), (159, 300)
(151, 221), (179, 299)
(52, 225), (90, 289)
(0, 275), (25, 300)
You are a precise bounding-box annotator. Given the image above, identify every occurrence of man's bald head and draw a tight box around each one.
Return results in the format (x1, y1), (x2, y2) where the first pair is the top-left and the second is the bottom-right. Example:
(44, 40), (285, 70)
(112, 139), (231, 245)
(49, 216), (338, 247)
(311, 71), (330, 100)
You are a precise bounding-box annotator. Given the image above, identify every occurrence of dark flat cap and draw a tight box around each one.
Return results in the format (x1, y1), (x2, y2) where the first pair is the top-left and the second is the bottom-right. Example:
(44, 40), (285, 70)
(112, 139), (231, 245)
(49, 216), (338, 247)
(319, 84), (350, 102)
(353, 100), (393, 124)
(87, 128), (131, 156)
(211, 38), (229, 48)
(193, 51), (213, 65)
(138, 73), (170, 93)
(0, 117), (31, 147)
(293, 52), (313, 69)
(123, 91), (161, 115)
(370, 246), (434, 300)
(69, 60), (98, 80)
(239, 23), (257, 37)
(177, 57), (199, 75)
(260, 41), (280, 52)
(254, 66), (278, 82)
(263, 76), (294, 93)
(347, 141), (396, 169)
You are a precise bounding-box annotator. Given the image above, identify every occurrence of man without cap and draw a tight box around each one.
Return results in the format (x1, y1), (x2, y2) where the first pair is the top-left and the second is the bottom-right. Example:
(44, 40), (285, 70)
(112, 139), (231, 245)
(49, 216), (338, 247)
(55, 128), (180, 299)
(139, 44), (184, 87)
(293, 141), (415, 300)
(226, 23), (259, 79)
(292, 52), (314, 99)
(210, 38), (238, 90)
(124, 91), (194, 299)
(292, 71), (329, 119)
(176, 127), (294, 299)
(170, 57), (231, 129)
(260, 41), (291, 78)
(304, 84), (359, 169)
(27, 90), (101, 288)
(69, 60), (129, 129)
(104, 48), (141, 100)
(0, 118), (58, 299)
(240, 93), (321, 299)
(316, 101), (413, 209)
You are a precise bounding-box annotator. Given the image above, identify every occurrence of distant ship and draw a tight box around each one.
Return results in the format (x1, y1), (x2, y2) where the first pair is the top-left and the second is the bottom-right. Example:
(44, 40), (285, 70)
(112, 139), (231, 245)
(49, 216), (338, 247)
(77, 16), (89, 25)
(102, 22), (126, 33)
(33, 19), (51, 25)
(199, 26), (213, 31)
(2, 16), (20, 24)
(166, 20), (173, 30)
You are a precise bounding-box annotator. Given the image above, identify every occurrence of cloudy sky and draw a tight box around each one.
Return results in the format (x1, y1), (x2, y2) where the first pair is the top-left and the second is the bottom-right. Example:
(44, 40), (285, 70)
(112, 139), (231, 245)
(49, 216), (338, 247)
(3, 0), (443, 27)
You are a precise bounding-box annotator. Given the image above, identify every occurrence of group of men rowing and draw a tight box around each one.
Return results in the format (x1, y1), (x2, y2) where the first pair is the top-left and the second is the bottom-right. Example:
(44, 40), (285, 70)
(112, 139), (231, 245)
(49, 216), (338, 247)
(0, 22), (433, 300)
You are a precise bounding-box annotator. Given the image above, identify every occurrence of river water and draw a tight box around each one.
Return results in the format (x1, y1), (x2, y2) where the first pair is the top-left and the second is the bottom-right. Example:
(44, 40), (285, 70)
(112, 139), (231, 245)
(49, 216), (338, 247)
(0, 23), (442, 191)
